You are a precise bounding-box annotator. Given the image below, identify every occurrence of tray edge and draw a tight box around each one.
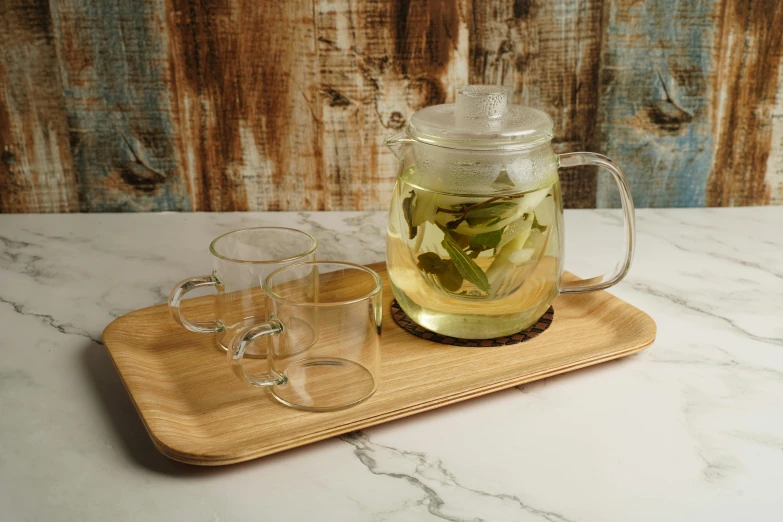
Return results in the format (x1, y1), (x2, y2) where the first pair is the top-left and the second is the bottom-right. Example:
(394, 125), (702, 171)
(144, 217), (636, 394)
(141, 330), (656, 466)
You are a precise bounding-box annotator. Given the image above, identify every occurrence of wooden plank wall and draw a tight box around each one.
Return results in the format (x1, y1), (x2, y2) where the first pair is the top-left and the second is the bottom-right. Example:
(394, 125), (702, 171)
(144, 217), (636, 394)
(1, 0), (782, 212)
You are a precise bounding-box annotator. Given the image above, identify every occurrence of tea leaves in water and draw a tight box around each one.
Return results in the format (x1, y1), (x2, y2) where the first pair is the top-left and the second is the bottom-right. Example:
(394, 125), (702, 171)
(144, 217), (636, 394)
(442, 232), (491, 293)
(400, 182), (554, 299)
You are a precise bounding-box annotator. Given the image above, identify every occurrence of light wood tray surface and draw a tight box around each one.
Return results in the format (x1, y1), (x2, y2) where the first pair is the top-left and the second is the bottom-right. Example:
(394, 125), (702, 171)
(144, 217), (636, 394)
(103, 263), (656, 465)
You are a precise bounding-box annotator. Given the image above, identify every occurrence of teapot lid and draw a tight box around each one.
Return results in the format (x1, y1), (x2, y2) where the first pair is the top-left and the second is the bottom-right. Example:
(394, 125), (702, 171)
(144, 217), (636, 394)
(407, 85), (553, 150)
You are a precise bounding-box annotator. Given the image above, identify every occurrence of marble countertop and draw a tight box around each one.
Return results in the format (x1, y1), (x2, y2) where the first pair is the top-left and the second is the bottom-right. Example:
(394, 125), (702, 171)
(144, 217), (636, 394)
(1, 207), (782, 521)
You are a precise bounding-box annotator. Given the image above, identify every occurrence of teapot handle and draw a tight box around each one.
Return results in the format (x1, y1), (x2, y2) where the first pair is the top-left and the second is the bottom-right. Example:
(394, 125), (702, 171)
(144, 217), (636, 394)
(557, 153), (636, 294)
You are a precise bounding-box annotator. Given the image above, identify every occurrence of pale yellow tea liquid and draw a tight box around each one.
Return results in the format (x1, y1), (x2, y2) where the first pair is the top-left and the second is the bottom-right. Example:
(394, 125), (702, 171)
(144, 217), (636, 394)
(387, 174), (564, 339)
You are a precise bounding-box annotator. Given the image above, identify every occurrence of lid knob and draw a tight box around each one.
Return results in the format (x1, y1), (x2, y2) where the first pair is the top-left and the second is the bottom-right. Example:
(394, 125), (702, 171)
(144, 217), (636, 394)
(454, 85), (508, 123)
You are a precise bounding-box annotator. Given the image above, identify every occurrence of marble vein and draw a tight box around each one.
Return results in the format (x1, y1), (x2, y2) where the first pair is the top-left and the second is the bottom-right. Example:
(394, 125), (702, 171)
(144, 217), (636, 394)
(341, 431), (577, 522)
(0, 294), (104, 346)
(628, 281), (783, 346)
(726, 431), (783, 450)
(632, 223), (783, 281)
(648, 342), (783, 379)
(295, 211), (387, 263)
(0, 235), (34, 249)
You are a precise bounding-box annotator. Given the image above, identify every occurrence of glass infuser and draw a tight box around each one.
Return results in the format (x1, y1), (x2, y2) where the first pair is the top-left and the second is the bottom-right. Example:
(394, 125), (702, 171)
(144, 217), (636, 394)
(386, 85), (635, 339)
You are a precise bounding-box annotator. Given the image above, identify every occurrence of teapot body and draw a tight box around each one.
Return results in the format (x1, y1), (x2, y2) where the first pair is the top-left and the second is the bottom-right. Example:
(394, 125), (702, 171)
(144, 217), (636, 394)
(386, 139), (565, 339)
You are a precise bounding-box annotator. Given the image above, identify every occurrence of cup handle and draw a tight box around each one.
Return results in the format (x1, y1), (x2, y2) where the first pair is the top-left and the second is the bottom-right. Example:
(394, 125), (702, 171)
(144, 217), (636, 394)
(557, 152), (636, 294)
(229, 321), (288, 387)
(168, 274), (224, 333)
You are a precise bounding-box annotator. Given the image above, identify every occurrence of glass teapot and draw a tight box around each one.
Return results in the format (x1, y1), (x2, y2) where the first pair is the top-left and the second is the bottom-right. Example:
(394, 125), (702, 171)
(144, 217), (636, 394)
(386, 85), (635, 339)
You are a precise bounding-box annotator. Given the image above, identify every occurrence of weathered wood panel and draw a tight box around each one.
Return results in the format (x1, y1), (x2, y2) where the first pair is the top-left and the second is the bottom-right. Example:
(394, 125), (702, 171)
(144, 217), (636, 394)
(707, 0), (783, 206)
(765, 55), (783, 204)
(595, 0), (719, 208)
(315, 0), (469, 210)
(0, 0), (78, 213)
(165, 0), (323, 211)
(1, 0), (783, 212)
(469, 0), (605, 208)
(49, 0), (191, 212)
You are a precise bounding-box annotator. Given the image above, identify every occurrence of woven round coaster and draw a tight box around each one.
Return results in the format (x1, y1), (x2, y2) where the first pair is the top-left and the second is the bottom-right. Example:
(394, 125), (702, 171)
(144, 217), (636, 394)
(390, 300), (555, 347)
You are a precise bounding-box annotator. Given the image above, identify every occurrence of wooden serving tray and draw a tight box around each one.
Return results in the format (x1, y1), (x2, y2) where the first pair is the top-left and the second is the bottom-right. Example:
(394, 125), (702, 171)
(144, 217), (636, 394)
(103, 263), (656, 465)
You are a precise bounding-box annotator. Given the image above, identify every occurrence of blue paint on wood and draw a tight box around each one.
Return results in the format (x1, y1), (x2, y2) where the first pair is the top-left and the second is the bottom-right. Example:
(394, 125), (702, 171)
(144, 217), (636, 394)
(50, 0), (191, 212)
(596, 0), (718, 208)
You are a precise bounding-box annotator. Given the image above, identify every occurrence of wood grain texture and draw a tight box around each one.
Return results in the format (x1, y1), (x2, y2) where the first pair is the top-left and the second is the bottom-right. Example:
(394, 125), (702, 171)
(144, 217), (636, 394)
(165, 0), (323, 211)
(0, 0), (78, 212)
(102, 262), (657, 465)
(49, 0), (191, 211)
(315, 0), (469, 210)
(764, 60), (783, 204)
(596, 0), (719, 208)
(1, 0), (783, 212)
(707, 0), (783, 206)
(469, 0), (604, 208)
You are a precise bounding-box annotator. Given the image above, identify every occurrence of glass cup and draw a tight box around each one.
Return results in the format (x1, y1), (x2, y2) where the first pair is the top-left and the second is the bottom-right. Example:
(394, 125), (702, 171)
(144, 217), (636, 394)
(168, 227), (317, 352)
(229, 261), (383, 412)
